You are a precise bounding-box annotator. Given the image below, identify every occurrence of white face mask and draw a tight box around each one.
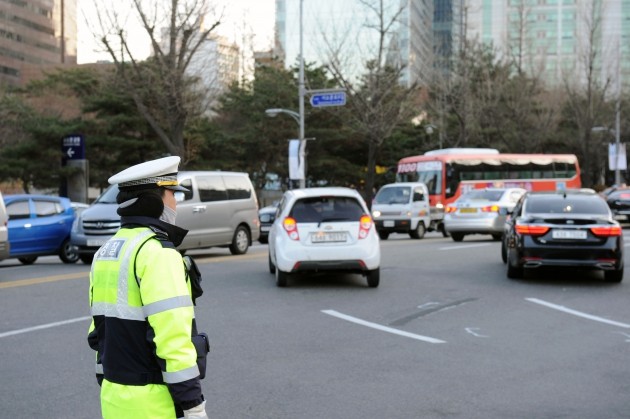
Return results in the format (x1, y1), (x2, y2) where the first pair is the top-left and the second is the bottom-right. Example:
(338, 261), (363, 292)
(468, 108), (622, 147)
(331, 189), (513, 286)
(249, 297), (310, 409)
(160, 206), (177, 225)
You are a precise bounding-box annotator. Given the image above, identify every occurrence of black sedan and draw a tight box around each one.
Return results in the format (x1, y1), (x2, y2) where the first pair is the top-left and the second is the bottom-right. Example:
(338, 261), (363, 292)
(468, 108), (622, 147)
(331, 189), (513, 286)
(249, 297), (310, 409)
(504, 190), (624, 282)
(258, 203), (278, 244)
(604, 187), (630, 222)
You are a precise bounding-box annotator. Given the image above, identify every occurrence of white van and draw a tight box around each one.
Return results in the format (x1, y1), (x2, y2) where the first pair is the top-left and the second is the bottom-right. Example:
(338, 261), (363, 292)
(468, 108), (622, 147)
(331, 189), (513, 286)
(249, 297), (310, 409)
(71, 171), (260, 264)
(371, 182), (432, 240)
(0, 191), (9, 261)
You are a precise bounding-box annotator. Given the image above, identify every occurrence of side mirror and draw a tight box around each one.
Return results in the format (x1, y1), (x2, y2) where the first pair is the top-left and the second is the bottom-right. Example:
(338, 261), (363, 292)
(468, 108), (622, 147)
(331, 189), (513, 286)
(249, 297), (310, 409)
(174, 192), (185, 203)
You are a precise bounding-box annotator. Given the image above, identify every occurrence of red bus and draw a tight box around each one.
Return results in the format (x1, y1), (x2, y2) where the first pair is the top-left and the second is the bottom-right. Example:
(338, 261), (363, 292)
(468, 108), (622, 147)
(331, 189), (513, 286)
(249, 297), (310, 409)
(396, 148), (581, 230)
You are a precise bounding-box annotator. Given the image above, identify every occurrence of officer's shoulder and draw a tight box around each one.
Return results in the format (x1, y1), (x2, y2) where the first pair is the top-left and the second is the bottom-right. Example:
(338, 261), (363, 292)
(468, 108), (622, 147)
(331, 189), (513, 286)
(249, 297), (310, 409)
(145, 226), (177, 249)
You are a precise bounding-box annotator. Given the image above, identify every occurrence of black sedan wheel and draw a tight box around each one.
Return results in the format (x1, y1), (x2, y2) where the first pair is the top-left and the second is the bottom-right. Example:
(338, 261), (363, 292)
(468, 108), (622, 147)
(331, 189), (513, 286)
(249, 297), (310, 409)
(604, 267), (624, 283)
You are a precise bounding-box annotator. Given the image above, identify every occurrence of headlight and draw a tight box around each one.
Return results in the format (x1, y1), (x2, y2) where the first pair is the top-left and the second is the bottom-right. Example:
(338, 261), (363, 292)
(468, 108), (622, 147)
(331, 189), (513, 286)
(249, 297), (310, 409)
(372, 210), (381, 218)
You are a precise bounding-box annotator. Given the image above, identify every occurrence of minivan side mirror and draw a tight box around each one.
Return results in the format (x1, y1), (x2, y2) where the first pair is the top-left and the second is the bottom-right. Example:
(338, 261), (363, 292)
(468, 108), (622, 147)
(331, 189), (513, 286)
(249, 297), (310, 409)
(174, 192), (185, 203)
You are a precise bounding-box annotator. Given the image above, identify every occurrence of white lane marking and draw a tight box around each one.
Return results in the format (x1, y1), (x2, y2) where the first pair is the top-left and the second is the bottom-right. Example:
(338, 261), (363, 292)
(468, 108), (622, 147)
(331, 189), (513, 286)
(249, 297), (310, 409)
(439, 243), (492, 251)
(526, 298), (630, 329)
(615, 332), (630, 342)
(322, 310), (446, 344)
(465, 327), (489, 338)
(417, 302), (441, 309)
(0, 316), (91, 339)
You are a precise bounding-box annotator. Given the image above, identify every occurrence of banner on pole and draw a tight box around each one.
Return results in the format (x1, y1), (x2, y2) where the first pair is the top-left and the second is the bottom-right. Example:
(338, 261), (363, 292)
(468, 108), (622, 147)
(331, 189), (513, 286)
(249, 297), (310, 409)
(608, 143), (627, 171)
(288, 139), (305, 180)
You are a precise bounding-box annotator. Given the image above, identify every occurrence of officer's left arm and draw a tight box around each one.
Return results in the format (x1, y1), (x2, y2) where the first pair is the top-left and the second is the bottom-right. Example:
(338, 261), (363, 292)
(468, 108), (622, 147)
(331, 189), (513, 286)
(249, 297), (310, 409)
(138, 242), (204, 409)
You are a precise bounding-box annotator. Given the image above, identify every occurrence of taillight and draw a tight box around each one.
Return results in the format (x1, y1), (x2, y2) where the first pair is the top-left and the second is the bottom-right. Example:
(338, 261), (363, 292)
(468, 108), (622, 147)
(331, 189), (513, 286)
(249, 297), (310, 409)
(515, 224), (549, 236)
(481, 205), (500, 213)
(445, 206), (456, 213)
(590, 226), (622, 237)
(359, 214), (372, 239)
(283, 217), (300, 241)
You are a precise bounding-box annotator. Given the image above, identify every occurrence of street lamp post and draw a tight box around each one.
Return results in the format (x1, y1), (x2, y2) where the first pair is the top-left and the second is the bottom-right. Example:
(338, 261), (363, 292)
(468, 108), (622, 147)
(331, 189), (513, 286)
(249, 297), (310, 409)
(593, 123), (623, 186)
(298, 0), (305, 188)
(265, 0), (306, 189)
(265, 108), (306, 187)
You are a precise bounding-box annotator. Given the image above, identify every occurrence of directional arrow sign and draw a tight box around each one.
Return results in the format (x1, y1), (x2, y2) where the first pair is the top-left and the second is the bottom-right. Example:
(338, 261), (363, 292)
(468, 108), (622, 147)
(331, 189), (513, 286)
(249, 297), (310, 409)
(310, 92), (346, 108)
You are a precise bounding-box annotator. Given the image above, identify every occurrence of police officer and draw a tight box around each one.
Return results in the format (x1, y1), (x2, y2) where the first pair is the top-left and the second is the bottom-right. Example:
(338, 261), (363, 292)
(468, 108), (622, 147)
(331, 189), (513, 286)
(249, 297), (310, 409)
(88, 156), (208, 419)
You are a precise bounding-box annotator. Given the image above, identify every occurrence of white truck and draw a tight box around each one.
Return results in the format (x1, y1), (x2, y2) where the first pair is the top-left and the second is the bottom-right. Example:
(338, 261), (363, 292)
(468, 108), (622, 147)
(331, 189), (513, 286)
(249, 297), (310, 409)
(371, 182), (436, 240)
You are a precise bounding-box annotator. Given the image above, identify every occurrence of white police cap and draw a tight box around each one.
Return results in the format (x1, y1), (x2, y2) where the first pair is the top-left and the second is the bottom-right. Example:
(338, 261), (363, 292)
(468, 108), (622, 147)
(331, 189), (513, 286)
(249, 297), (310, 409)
(108, 156), (189, 192)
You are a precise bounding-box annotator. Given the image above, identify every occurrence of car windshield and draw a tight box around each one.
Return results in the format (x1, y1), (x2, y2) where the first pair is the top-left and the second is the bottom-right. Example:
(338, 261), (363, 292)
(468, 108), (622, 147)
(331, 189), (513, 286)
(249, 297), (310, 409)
(460, 190), (504, 201)
(609, 190), (630, 200)
(525, 195), (610, 215)
(290, 197), (364, 223)
(94, 185), (119, 204)
(374, 187), (411, 204)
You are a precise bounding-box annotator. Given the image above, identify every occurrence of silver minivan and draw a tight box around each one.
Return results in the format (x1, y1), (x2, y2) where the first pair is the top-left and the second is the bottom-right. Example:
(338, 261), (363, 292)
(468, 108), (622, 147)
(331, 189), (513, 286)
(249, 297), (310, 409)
(0, 191), (9, 261)
(71, 171), (260, 264)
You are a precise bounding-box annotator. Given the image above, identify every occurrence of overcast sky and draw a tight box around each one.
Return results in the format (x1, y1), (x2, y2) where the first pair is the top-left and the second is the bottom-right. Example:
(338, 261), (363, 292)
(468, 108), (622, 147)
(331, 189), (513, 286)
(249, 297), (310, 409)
(77, 0), (275, 64)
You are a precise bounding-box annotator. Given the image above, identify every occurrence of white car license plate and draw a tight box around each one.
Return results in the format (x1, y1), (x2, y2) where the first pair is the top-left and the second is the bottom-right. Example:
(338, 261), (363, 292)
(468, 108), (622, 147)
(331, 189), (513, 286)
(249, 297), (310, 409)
(311, 232), (348, 243)
(552, 230), (587, 239)
(87, 239), (108, 247)
(261, 226), (270, 232)
(383, 220), (395, 227)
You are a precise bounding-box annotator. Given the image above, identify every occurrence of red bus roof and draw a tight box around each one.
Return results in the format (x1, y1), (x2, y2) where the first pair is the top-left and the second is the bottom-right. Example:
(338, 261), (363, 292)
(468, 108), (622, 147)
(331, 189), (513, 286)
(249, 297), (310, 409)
(398, 153), (578, 166)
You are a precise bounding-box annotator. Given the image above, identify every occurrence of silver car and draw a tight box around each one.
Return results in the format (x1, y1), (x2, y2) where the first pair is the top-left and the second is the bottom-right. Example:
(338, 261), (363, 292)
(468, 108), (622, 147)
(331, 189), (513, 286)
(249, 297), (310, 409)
(444, 187), (527, 242)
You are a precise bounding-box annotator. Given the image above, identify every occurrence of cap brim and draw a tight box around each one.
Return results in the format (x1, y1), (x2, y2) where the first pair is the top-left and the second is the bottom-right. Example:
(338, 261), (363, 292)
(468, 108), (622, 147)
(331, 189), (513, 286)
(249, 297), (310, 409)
(165, 185), (190, 192)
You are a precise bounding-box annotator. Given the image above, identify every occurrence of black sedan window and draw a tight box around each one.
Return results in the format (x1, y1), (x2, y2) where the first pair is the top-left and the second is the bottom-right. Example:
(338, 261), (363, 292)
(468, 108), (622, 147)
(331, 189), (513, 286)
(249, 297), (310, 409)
(525, 195), (609, 215)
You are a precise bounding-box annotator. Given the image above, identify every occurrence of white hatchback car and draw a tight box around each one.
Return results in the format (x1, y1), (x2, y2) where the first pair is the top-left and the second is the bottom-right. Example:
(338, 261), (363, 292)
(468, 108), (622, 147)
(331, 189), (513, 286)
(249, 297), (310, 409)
(268, 187), (381, 287)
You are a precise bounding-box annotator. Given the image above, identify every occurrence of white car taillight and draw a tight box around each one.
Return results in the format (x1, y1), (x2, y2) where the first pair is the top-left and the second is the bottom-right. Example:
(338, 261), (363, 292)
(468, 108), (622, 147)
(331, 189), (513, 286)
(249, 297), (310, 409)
(359, 214), (372, 239)
(283, 217), (300, 241)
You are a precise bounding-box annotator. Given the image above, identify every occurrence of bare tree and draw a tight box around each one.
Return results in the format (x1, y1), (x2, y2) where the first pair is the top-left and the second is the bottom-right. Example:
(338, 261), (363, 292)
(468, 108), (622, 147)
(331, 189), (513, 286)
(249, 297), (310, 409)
(92, 0), (221, 163)
(562, 1), (613, 187)
(323, 0), (418, 203)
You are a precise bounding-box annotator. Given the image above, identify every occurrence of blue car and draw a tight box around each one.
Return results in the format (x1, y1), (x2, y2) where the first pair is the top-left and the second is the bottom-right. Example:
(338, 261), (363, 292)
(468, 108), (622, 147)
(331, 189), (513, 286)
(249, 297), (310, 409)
(4, 194), (79, 265)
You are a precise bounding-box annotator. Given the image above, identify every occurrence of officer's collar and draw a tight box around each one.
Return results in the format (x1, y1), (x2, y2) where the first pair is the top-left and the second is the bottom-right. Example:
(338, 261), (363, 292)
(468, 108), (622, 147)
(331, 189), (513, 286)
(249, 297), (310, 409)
(120, 216), (188, 247)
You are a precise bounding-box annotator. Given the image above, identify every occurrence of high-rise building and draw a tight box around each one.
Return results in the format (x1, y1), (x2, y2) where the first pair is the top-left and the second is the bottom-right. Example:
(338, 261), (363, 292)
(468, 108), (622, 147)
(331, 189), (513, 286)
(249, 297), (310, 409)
(275, 0), (434, 87)
(0, 0), (77, 85)
(433, 0), (465, 73)
(464, 0), (630, 90)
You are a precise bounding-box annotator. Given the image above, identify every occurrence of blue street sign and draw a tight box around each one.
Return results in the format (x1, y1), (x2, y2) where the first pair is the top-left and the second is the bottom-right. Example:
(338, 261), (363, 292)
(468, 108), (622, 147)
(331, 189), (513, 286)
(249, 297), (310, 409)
(62, 134), (85, 160)
(310, 92), (346, 107)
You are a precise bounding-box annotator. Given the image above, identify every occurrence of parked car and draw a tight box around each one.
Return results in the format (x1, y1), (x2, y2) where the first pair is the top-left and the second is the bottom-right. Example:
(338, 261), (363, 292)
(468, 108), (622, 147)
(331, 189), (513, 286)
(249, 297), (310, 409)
(0, 191), (9, 262)
(71, 171), (260, 264)
(503, 190), (623, 282)
(268, 187), (381, 287)
(444, 187), (527, 242)
(258, 202), (279, 244)
(3, 194), (78, 264)
(604, 187), (630, 222)
(371, 182), (432, 240)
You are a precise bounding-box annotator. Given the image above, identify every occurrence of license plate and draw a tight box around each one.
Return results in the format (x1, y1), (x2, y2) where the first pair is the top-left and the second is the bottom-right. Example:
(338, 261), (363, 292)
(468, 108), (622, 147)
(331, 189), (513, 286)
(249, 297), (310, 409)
(459, 208), (477, 213)
(87, 239), (107, 247)
(311, 232), (348, 243)
(383, 220), (395, 227)
(552, 230), (587, 239)
(261, 226), (270, 232)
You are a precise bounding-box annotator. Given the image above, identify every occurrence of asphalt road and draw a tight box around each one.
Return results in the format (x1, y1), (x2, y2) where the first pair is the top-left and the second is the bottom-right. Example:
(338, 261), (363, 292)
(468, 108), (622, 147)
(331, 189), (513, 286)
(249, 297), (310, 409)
(1, 232), (630, 419)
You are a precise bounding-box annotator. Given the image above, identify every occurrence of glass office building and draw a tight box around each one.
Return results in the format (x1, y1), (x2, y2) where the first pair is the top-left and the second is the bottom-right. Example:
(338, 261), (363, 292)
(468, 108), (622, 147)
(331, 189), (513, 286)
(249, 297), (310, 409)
(465, 0), (630, 89)
(0, 0), (77, 85)
(275, 0), (434, 87)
